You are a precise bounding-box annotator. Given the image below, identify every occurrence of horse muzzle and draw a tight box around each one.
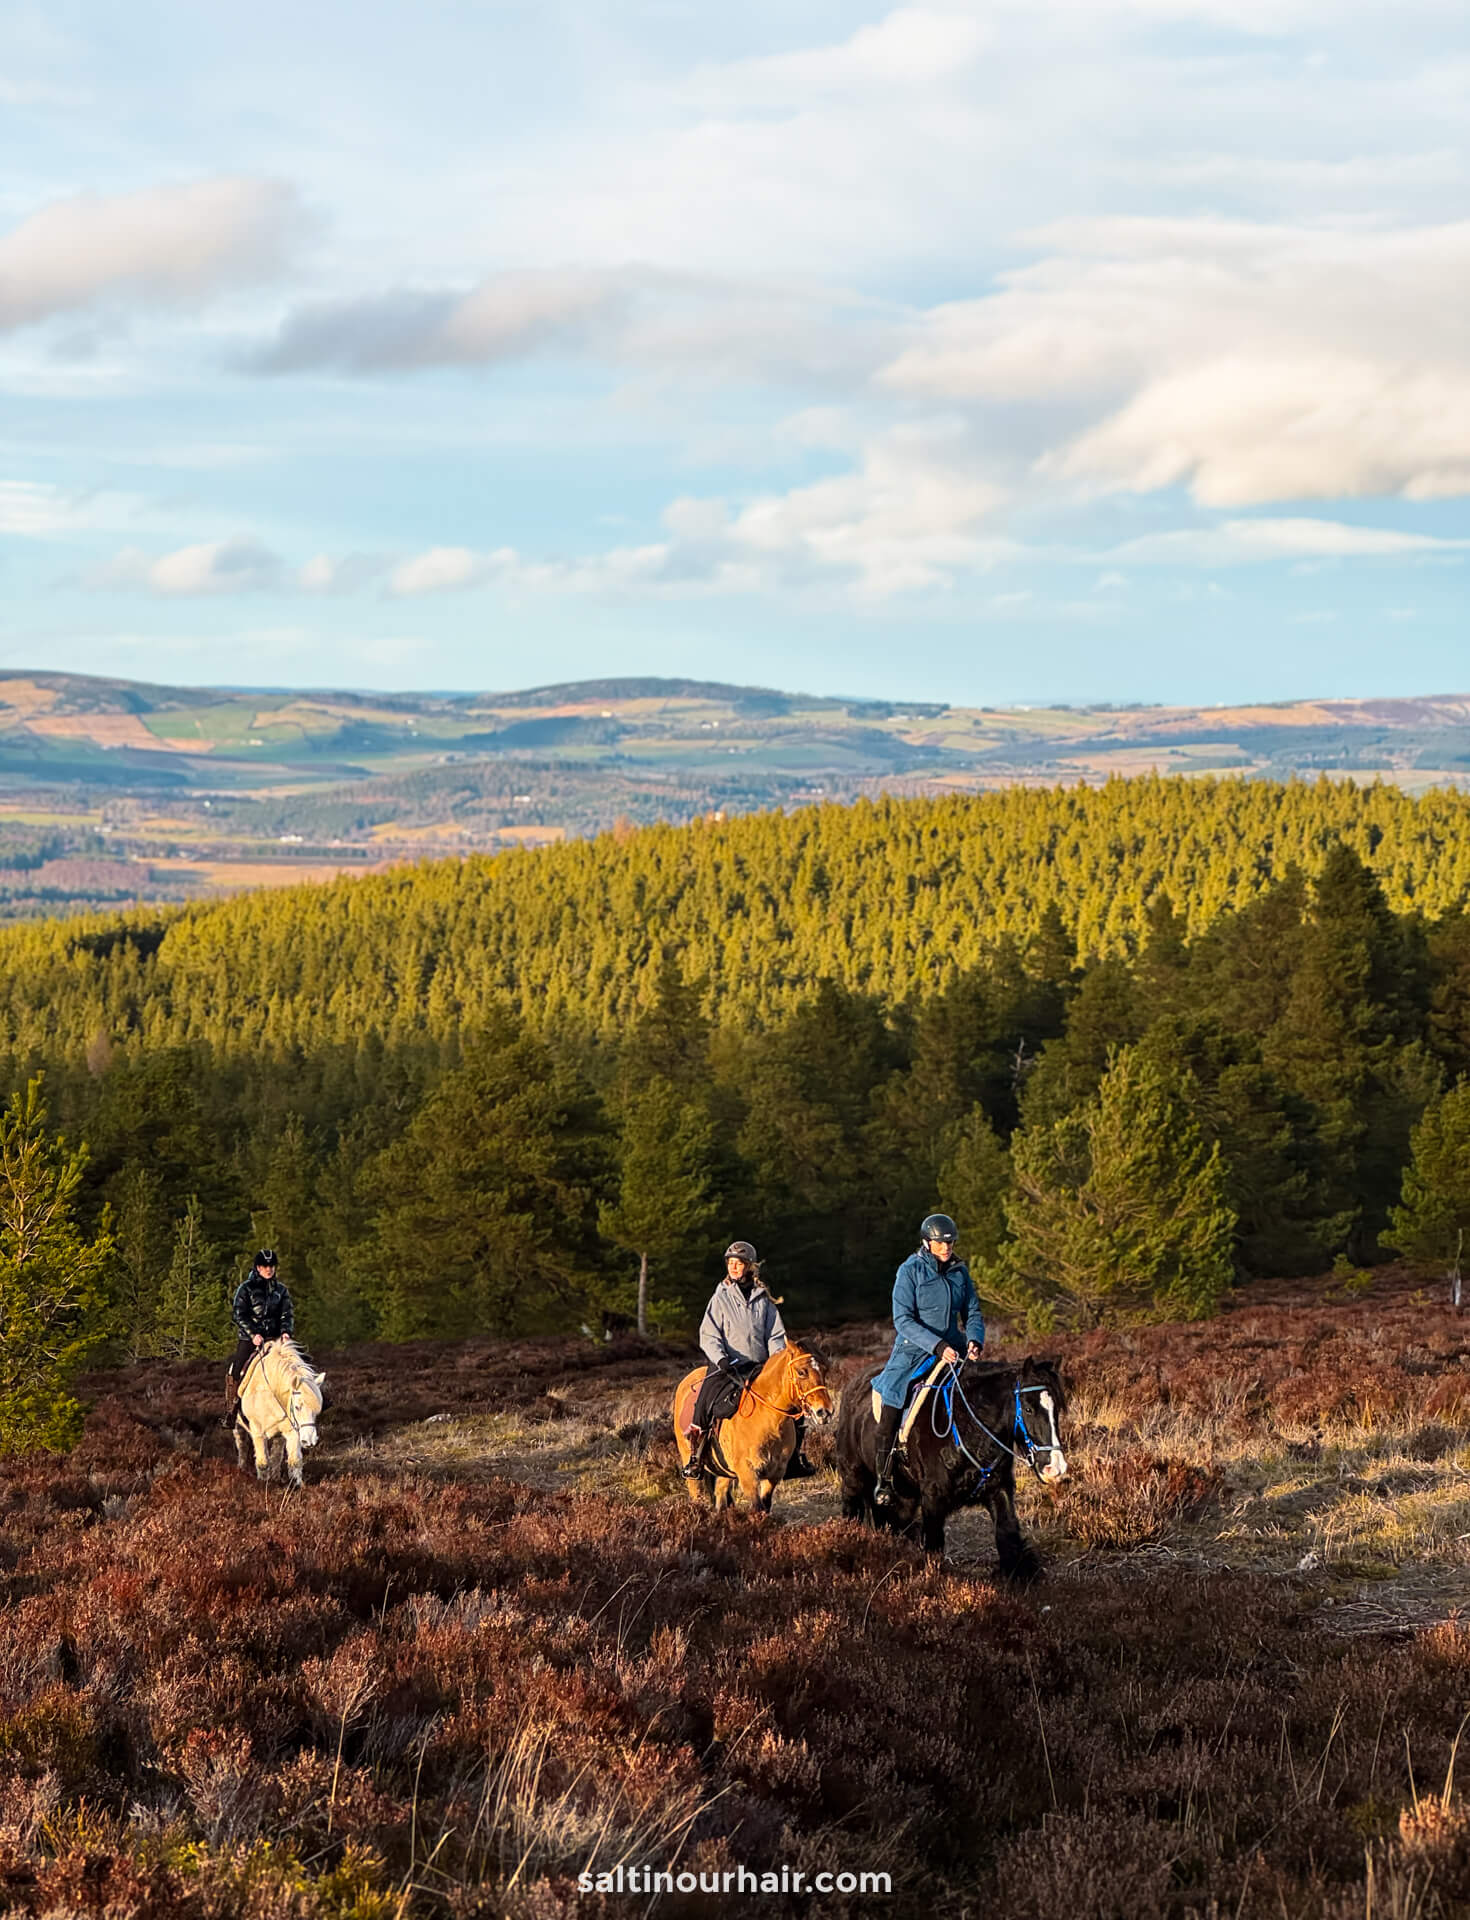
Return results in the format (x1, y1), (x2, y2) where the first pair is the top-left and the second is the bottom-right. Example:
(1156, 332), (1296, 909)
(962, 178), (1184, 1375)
(1038, 1452), (1068, 1483)
(298, 1425), (319, 1448)
(807, 1402), (834, 1427)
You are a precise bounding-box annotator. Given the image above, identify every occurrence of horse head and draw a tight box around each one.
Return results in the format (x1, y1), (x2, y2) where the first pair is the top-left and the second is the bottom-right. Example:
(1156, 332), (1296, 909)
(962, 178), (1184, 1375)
(782, 1343), (834, 1427)
(1014, 1354), (1069, 1483)
(271, 1343), (326, 1449)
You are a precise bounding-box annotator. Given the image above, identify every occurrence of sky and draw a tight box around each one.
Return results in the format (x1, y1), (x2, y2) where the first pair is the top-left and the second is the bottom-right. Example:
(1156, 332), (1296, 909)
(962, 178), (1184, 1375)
(0, 0), (1466, 707)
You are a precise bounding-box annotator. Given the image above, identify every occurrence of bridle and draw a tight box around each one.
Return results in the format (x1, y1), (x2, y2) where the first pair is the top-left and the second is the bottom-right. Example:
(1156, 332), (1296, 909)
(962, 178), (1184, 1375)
(738, 1352), (831, 1421)
(931, 1366), (1059, 1487)
(258, 1341), (320, 1439)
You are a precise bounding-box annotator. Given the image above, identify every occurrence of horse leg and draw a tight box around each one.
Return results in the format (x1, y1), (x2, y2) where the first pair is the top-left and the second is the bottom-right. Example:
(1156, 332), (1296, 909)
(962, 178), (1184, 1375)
(285, 1428), (304, 1490)
(920, 1500), (948, 1556)
(736, 1466), (767, 1512)
(252, 1424), (271, 1482)
(987, 1486), (1041, 1583)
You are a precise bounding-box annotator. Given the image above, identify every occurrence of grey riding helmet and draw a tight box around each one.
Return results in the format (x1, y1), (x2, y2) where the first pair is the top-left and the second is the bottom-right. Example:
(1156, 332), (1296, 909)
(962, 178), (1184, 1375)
(724, 1240), (758, 1266)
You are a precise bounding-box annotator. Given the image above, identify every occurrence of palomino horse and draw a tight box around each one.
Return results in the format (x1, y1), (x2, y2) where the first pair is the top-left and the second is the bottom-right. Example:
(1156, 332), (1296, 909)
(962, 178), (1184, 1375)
(673, 1343), (833, 1512)
(233, 1339), (326, 1488)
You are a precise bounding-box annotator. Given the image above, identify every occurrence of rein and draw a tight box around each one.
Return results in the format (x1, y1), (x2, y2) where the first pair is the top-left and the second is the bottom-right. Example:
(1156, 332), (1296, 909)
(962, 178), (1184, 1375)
(737, 1354), (827, 1422)
(928, 1368), (1055, 1488)
(256, 1341), (319, 1435)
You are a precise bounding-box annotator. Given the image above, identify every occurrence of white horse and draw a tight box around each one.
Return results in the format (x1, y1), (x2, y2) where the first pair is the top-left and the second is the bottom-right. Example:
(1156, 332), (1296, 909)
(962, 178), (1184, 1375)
(233, 1339), (326, 1488)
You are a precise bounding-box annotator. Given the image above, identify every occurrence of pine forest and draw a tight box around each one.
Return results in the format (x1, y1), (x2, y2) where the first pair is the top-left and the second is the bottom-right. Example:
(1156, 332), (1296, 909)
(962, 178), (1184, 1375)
(0, 773), (1466, 1371)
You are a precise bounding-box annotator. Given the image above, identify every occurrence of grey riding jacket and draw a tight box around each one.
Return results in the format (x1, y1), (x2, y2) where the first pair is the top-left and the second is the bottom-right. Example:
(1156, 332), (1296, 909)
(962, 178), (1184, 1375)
(699, 1277), (788, 1372)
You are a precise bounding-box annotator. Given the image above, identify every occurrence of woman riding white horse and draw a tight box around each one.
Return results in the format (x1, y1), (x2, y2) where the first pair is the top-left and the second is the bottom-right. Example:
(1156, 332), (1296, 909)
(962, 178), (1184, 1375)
(234, 1337), (326, 1488)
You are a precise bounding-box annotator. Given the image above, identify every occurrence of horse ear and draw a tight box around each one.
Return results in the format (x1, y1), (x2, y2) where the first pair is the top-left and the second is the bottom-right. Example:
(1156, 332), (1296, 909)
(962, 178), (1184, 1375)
(317, 1371), (327, 1386)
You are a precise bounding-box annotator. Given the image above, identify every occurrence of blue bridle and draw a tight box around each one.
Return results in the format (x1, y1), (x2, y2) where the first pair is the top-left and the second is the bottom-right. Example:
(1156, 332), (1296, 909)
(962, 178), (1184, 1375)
(910, 1356), (1057, 1489)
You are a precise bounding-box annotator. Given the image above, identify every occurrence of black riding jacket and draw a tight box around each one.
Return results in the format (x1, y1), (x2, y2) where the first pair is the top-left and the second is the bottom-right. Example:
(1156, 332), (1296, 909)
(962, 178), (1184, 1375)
(232, 1270), (295, 1341)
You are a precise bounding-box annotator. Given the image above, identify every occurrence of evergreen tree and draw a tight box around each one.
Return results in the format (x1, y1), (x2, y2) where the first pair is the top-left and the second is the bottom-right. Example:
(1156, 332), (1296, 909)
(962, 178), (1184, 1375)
(599, 1076), (718, 1331)
(1020, 956), (1143, 1130)
(730, 980), (901, 1314)
(156, 1194), (224, 1360)
(371, 1015), (611, 1339)
(1269, 844), (1436, 1254)
(109, 1162), (169, 1359)
(0, 1079), (111, 1455)
(245, 1111), (319, 1335)
(1137, 892), (1191, 1017)
(1132, 1016), (1347, 1275)
(1191, 867), (1310, 1040)
(1385, 1083), (1470, 1273)
(1004, 1046), (1235, 1326)
(935, 1105), (1011, 1288)
(1427, 912), (1470, 1087)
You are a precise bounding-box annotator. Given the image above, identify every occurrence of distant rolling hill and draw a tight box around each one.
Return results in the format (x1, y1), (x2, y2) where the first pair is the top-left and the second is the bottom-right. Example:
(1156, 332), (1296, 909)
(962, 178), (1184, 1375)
(0, 669), (1465, 917)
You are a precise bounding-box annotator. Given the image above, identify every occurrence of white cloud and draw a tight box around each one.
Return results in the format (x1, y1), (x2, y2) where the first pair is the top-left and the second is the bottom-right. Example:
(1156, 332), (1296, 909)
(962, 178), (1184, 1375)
(85, 539), (391, 597)
(1109, 516), (1470, 564)
(0, 178), (301, 332)
(90, 538), (284, 596)
(686, 9), (990, 106)
(0, 479), (82, 535)
(254, 267), (890, 388)
(388, 546), (508, 596)
(884, 218), (1470, 505)
(0, 477), (149, 536)
(298, 552), (388, 594)
(387, 424), (1011, 602)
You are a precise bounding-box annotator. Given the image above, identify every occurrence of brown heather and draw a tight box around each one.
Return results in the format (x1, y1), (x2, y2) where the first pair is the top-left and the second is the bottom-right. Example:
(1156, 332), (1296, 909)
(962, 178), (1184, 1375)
(0, 1273), (1468, 1917)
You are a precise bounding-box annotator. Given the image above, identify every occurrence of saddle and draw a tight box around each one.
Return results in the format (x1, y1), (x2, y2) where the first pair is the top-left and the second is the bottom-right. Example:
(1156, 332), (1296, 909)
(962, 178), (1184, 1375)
(871, 1357), (950, 1450)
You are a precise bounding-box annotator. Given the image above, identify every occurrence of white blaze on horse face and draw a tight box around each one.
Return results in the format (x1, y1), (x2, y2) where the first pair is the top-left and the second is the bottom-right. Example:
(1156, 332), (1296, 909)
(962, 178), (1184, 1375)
(293, 1388), (319, 1446)
(1037, 1389), (1067, 1482)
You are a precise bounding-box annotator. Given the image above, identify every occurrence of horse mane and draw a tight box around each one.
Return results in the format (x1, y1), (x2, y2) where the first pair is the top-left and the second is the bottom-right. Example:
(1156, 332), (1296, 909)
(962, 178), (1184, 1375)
(267, 1340), (323, 1386)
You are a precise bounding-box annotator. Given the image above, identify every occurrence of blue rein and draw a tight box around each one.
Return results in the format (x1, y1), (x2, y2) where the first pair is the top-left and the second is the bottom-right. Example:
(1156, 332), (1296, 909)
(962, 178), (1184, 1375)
(919, 1362), (1053, 1489)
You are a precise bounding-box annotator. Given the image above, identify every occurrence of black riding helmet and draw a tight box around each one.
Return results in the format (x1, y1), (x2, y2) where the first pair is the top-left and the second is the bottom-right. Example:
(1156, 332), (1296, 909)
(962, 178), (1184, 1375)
(254, 1248), (278, 1272)
(920, 1213), (958, 1246)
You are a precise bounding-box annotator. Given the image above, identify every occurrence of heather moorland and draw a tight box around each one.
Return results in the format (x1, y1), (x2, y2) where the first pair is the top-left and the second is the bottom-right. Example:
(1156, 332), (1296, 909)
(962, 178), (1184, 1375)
(2, 1268), (1468, 1918)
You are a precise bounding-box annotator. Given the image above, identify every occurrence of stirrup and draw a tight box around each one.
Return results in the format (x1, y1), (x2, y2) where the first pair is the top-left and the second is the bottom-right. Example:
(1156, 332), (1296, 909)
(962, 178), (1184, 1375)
(873, 1468), (895, 1507)
(682, 1434), (708, 1477)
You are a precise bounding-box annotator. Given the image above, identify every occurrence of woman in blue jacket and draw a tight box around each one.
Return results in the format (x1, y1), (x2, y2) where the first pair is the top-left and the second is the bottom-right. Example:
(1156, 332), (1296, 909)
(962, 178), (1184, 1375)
(870, 1213), (985, 1505)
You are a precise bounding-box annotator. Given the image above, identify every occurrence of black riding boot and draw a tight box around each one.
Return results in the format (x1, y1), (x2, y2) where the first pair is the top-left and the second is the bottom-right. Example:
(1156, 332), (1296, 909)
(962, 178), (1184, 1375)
(784, 1415), (818, 1479)
(682, 1425), (714, 1478)
(872, 1403), (903, 1507)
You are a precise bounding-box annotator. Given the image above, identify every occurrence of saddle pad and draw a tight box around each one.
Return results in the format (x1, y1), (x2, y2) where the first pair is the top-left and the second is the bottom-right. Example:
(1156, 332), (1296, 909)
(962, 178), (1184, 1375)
(870, 1358), (951, 1442)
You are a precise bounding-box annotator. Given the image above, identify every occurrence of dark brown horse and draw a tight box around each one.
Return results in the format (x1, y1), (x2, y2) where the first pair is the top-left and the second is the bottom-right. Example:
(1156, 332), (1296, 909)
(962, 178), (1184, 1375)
(673, 1343), (833, 1512)
(835, 1355), (1068, 1573)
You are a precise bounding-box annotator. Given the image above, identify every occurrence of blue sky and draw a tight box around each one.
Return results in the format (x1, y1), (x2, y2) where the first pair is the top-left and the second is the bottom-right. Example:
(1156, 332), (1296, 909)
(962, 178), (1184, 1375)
(1, 0), (1466, 705)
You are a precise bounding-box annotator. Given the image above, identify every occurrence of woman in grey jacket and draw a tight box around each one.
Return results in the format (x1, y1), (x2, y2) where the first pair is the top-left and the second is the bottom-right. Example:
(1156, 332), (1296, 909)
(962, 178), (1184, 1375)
(682, 1241), (814, 1479)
